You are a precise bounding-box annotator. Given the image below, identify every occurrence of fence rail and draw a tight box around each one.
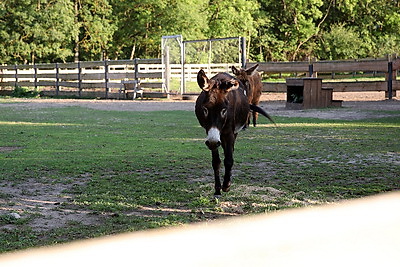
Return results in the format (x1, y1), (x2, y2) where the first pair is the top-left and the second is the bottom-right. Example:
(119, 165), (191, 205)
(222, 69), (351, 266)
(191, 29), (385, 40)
(251, 57), (400, 99)
(0, 59), (238, 98)
(1, 57), (399, 99)
(0, 59), (160, 98)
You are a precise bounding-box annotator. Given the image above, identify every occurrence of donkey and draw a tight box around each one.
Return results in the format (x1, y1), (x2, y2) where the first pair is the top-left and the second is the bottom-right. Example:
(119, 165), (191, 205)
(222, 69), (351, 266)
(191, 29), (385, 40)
(195, 69), (273, 196)
(231, 64), (263, 127)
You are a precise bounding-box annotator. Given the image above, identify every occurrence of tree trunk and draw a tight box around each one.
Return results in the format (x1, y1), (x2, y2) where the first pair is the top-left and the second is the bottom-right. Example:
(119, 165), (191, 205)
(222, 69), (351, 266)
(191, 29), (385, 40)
(130, 44), (136, 60)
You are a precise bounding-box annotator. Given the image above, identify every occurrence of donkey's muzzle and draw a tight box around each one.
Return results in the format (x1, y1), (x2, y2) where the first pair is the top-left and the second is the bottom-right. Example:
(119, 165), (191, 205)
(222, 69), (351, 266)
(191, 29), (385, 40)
(205, 127), (221, 150)
(205, 140), (221, 150)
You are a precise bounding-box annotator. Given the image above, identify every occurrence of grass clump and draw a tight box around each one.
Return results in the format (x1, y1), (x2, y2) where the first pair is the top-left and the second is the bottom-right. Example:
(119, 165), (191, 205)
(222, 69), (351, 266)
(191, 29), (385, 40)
(11, 86), (40, 98)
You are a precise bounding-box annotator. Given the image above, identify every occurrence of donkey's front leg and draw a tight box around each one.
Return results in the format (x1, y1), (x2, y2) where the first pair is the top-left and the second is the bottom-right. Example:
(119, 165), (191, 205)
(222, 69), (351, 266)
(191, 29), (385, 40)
(211, 148), (222, 196)
(221, 135), (235, 192)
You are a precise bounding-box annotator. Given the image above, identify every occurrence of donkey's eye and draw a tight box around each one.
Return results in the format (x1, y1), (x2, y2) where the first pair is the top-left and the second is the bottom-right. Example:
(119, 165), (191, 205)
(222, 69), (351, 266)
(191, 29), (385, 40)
(221, 108), (227, 118)
(203, 107), (208, 117)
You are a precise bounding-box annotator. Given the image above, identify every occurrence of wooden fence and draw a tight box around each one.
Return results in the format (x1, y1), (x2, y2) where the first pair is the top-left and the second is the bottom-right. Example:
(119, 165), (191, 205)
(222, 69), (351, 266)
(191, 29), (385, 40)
(0, 59), (236, 98)
(252, 57), (400, 99)
(1, 58), (399, 99)
(0, 59), (164, 98)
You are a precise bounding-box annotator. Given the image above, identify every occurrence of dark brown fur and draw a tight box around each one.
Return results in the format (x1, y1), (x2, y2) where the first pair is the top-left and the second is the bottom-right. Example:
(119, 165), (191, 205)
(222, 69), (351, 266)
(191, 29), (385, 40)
(232, 64), (263, 126)
(195, 70), (249, 196)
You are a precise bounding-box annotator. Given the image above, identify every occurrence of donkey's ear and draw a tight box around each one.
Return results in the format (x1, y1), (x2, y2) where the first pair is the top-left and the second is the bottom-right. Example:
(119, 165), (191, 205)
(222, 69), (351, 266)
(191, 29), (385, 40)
(220, 79), (239, 92)
(231, 65), (240, 75)
(197, 69), (211, 91)
(245, 64), (259, 75)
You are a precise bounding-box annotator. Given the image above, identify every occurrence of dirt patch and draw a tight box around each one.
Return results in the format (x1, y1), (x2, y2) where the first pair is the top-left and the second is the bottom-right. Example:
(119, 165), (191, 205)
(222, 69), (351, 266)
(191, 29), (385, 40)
(266, 103), (400, 120)
(0, 175), (104, 232)
(0, 98), (196, 112)
(260, 92), (399, 120)
(0, 147), (22, 153)
(1, 93), (398, 121)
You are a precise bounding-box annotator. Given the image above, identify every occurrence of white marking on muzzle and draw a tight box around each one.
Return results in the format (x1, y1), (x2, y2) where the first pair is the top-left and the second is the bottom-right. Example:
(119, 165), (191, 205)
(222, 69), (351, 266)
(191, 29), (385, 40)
(206, 127), (221, 145)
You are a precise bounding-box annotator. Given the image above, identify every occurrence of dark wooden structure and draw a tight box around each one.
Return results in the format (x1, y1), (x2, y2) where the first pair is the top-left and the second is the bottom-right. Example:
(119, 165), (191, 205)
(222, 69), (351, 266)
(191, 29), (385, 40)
(286, 78), (342, 109)
(254, 57), (400, 100)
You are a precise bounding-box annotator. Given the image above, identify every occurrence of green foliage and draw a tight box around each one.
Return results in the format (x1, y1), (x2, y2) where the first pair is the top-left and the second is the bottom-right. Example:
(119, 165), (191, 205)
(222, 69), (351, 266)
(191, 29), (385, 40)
(0, 0), (78, 63)
(249, 0), (400, 61)
(109, 0), (208, 59)
(207, 0), (258, 38)
(319, 23), (368, 59)
(317, 0), (400, 60)
(0, 214), (19, 225)
(0, 0), (399, 63)
(76, 0), (116, 60)
(11, 86), (39, 98)
(255, 0), (325, 61)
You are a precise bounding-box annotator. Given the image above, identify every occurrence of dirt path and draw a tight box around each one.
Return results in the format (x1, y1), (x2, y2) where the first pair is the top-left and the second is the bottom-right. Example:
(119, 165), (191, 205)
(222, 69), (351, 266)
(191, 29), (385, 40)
(1, 95), (399, 120)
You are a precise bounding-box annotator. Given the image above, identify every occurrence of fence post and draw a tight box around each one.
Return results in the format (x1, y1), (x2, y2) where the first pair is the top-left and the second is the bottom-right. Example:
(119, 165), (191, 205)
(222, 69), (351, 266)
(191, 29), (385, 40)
(134, 58), (139, 81)
(104, 59), (109, 99)
(387, 61), (393, 100)
(208, 40), (212, 75)
(240, 37), (246, 68)
(181, 42), (185, 94)
(78, 61), (82, 97)
(164, 46), (170, 95)
(134, 58), (139, 95)
(34, 64), (38, 90)
(308, 64), (314, 77)
(55, 63), (60, 96)
(14, 65), (18, 88)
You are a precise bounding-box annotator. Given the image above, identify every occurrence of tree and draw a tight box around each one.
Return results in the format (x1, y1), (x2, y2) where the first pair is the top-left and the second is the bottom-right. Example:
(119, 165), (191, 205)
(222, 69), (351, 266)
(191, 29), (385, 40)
(0, 0), (78, 64)
(319, 23), (368, 59)
(253, 0), (333, 61)
(207, 0), (258, 38)
(74, 0), (116, 61)
(1, 0), (399, 63)
(318, 0), (400, 59)
(109, 0), (208, 60)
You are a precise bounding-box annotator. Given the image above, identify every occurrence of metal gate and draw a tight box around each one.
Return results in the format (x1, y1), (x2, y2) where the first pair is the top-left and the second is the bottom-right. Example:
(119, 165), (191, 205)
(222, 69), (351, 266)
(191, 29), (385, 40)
(162, 35), (246, 95)
(161, 35), (184, 95)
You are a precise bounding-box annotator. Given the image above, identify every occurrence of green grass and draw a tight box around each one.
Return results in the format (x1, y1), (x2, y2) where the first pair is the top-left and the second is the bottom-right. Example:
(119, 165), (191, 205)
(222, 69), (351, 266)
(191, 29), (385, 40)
(0, 104), (399, 252)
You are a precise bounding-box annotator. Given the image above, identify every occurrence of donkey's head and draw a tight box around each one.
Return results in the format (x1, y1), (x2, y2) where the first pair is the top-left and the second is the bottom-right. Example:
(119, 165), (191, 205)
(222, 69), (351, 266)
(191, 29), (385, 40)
(196, 69), (239, 150)
(231, 64), (259, 91)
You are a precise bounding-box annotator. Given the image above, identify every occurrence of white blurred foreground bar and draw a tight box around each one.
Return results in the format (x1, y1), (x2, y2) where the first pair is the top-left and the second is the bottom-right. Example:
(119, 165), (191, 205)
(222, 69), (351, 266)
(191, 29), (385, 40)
(1, 192), (400, 267)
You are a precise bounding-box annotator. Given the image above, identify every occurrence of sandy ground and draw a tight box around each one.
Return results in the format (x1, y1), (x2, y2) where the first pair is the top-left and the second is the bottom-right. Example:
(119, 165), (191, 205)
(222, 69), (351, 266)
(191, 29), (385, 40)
(1, 92), (399, 120)
(0, 93), (399, 233)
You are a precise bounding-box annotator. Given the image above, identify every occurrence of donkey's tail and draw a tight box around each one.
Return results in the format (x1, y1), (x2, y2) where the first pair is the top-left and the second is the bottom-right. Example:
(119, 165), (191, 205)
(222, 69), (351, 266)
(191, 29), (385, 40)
(250, 104), (276, 125)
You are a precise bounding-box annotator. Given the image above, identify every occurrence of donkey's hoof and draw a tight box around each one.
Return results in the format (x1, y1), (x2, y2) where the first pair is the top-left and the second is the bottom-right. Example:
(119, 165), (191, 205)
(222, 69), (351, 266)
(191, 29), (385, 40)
(222, 181), (231, 192)
(222, 186), (230, 192)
